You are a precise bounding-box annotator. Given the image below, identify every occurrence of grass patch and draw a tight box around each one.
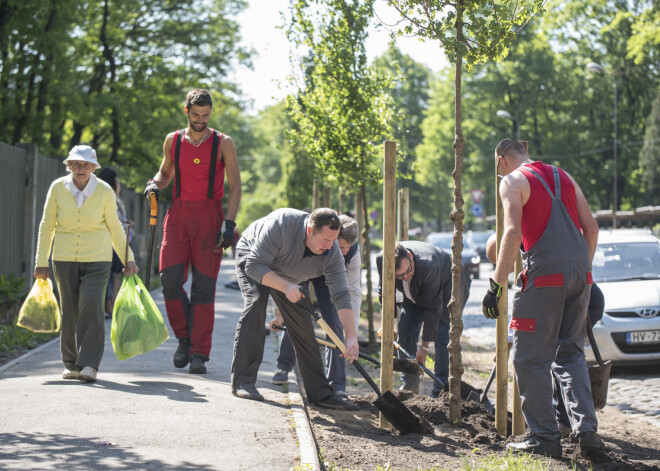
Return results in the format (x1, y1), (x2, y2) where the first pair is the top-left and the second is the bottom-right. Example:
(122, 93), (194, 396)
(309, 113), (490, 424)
(0, 317), (58, 356)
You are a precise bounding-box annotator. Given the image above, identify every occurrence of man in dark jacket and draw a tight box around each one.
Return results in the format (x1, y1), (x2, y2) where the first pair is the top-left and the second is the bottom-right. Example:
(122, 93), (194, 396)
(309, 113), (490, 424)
(376, 240), (471, 397)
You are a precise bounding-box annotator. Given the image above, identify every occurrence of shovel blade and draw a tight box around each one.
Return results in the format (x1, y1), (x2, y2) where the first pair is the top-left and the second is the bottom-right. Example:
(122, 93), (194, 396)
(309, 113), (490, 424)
(588, 360), (612, 411)
(467, 389), (495, 414)
(374, 391), (429, 435)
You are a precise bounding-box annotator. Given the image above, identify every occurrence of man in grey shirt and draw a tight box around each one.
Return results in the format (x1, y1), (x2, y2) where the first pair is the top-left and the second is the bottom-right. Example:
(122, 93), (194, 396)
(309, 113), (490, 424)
(231, 208), (359, 410)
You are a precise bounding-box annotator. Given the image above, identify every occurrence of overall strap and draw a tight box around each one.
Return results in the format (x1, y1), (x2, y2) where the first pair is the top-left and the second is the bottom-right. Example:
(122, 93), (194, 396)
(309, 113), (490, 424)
(525, 167), (558, 200)
(208, 130), (221, 199)
(174, 130), (185, 198)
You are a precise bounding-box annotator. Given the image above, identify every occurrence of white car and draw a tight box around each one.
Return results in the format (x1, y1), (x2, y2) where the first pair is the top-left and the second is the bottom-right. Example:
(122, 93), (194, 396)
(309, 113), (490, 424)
(586, 229), (660, 365)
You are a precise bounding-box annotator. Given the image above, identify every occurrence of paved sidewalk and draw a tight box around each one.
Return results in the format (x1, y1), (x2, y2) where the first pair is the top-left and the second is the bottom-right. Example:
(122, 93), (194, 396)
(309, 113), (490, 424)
(0, 259), (316, 471)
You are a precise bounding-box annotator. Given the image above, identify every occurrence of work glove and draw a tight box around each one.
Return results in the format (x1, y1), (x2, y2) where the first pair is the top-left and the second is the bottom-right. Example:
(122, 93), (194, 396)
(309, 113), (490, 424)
(215, 220), (236, 249)
(144, 179), (159, 202)
(482, 278), (503, 319)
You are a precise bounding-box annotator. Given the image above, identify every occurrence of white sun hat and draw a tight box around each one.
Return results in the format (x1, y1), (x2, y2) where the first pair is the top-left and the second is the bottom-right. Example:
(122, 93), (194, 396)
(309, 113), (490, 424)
(64, 145), (101, 169)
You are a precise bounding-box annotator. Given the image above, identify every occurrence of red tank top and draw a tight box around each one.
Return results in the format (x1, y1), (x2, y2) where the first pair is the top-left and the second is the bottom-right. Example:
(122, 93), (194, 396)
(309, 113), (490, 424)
(170, 128), (226, 201)
(519, 161), (581, 251)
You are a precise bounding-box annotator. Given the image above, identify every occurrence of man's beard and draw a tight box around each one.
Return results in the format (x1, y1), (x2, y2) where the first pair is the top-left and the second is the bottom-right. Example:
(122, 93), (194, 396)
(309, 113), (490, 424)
(188, 116), (208, 133)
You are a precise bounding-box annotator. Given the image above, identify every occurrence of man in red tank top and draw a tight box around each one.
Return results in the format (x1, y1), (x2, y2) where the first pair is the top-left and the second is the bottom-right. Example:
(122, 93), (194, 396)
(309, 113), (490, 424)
(144, 89), (242, 374)
(482, 139), (604, 457)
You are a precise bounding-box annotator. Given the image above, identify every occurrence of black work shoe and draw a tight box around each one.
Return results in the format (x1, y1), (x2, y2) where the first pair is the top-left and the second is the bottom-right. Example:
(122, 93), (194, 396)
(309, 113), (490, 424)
(173, 338), (190, 368)
(189, 356), (207, 374)
(578, 432), (605, 453)
(272, 369), (289, 385)
(314, 392), (360, 411)
(233, 383), (265, 402)
(506, 434), (562, 458)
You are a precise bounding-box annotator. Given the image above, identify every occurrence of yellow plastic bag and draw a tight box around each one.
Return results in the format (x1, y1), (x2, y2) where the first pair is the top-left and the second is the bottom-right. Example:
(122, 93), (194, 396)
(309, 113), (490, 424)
(17, 278), (61, 333)
(111, 274), (169, 360)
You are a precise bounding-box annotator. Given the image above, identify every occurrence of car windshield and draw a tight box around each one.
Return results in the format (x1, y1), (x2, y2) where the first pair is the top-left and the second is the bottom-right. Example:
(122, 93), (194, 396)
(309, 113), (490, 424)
(592, 241), (660, 282)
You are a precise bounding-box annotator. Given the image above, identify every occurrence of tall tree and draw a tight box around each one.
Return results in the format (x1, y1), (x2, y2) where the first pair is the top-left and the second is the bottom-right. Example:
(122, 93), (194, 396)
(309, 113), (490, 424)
(287, 0), (393, 344)
(0, 0), (251, 188)
(389, 0), (546, 422)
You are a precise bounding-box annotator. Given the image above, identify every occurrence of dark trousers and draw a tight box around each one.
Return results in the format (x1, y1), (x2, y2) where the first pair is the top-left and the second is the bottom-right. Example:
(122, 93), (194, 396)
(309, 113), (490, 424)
(231, 264), (333, 404)
(277, 277), (346, 391)
(397, 301), (449, 394)
(53, 261), (111, 370)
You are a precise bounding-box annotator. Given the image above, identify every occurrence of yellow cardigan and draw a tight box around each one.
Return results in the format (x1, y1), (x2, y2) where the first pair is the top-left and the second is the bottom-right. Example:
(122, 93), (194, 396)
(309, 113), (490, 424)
(35, 177), (135, 267)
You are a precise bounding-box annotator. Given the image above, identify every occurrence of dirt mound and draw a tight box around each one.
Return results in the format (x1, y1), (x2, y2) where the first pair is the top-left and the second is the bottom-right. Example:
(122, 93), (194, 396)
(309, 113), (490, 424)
(308, 389), (660, 471)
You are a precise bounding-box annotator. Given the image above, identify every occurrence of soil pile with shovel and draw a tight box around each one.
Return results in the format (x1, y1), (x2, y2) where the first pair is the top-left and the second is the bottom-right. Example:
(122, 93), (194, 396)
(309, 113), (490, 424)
(305, 337), (660, 471)
(308, 386), (660, 471)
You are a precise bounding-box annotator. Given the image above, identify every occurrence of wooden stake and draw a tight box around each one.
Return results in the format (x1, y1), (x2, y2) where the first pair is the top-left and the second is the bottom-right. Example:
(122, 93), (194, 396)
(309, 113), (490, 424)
(397, 188), (409, 242)
(380, 140), (397, 430)
(495, 150), (509, 436)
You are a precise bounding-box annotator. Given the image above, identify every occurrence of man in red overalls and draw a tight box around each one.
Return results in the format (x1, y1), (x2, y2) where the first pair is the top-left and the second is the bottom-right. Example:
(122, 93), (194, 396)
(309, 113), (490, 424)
(144, 89), (242, 374)
(482, 139), (604, 457)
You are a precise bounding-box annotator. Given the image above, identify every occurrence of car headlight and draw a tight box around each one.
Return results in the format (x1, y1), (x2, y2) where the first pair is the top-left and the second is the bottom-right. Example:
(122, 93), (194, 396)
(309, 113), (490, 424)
(471, 255), (481, 264)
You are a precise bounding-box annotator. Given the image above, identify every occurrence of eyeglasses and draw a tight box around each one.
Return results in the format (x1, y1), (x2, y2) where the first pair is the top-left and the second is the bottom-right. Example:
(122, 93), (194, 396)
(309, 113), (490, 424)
(70, 161), (94, 169)
(395, 258), (413, 280)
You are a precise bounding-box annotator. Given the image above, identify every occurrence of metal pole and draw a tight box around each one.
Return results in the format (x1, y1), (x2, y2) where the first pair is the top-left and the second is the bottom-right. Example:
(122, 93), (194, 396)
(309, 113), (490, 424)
(515, 119), (521, 142)
(612, 80), (618, 229)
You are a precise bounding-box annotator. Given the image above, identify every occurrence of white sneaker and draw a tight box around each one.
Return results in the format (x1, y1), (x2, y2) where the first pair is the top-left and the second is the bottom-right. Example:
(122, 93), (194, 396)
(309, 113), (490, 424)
(62, 368), (79, 380)
(79, 366), (97, 383)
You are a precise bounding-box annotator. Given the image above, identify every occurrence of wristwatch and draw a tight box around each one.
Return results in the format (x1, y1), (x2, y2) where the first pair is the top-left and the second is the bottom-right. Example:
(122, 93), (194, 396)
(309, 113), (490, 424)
(419, 344), (429, 352)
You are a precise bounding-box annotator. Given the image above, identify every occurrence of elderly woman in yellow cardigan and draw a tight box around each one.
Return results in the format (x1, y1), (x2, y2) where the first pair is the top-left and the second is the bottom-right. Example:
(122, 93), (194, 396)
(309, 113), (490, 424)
(34, 145), (139, 383)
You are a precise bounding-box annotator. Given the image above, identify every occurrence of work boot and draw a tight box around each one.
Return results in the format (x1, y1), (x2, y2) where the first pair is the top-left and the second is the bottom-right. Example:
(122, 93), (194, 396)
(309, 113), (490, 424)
(578, 432), (605, 453)
(173, 338), (190, 368)
(233, 383), (265, 402)
(272, 369), (289, 385)
(506, 434), (562, 458)
(314, 392), (360, 411)
(189, 356), (207, 374)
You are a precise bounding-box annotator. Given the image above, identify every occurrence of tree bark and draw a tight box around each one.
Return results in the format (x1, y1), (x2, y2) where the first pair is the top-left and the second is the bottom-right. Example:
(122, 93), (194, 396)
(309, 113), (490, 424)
(448, 0), (466, 424)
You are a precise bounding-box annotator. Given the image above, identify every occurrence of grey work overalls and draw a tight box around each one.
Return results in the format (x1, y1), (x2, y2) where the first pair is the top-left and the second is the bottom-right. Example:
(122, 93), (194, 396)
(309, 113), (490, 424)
(511, 164), (598, 441)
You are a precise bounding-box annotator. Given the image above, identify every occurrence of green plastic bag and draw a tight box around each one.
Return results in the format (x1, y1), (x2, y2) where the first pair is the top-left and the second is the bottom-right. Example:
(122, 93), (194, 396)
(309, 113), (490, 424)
(17, 278), (61, 333)
(111, 274), (169, 360)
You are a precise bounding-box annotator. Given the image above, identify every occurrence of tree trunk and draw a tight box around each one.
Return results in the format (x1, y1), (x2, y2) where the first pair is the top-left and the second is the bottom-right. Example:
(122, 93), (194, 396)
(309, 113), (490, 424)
(360, 181), (375, 345)
(448, 0), (466, 424)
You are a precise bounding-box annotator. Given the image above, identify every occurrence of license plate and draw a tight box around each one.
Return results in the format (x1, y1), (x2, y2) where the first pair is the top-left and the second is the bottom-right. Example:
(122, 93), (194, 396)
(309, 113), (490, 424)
(626, 330), (660, 344)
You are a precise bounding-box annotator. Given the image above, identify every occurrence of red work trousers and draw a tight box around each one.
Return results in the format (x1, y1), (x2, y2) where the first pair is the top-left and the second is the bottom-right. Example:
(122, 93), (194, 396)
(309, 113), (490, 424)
(160, 199), (224, 360)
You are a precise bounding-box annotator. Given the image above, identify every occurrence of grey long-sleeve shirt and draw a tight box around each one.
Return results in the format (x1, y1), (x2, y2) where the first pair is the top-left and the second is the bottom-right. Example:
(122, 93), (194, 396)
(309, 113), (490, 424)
(236, 208), (352, 311)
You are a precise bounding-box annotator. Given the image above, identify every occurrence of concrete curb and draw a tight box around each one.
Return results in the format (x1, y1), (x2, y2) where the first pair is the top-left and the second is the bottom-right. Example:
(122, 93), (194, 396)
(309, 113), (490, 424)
(0, 337), (59, 375)
(288, 365), (320, 471)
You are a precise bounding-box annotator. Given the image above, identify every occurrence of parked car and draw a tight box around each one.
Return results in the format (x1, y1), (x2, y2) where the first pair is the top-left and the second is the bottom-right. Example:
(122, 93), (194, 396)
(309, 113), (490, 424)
(586, 229), (660, 365)
(425, 232), (481, 279)
(466, 230), (494, 261)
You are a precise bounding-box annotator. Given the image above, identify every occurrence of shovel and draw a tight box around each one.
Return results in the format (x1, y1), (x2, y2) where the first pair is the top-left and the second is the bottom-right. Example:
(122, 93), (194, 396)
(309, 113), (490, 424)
(392, 339), (445, 390)
(271, 324), (422, 375)
(586, 318), (611, 411)
(297, 294), (429, 434)
(467, 365), (496, 413)
(145, 191), (158, 291)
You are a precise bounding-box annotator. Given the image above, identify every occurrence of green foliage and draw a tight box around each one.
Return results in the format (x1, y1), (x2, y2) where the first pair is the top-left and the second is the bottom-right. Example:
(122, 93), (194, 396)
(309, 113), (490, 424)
(0, 275), (27, 305)
(389, 0), (547, 68)
(639, 90), (660, 196)
(0, 0), (251, 190)
(0, 317), (58, 356)
(286, 0), (394, 191)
